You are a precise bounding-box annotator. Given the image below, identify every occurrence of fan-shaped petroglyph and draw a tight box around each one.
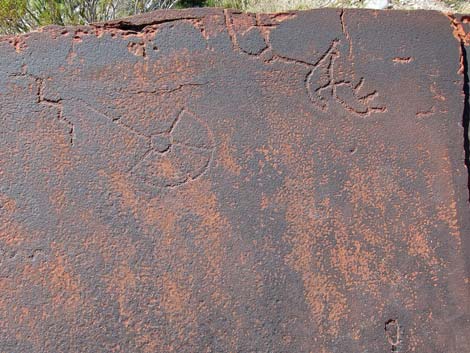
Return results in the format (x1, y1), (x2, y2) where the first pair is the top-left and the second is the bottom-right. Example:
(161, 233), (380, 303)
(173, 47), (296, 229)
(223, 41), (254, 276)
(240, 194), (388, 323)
(129, 109), (214, 188)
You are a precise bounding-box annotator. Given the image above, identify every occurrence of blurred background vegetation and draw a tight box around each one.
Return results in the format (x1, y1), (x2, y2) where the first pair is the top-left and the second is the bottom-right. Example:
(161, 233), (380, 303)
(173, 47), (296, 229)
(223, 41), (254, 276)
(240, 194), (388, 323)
(1, 0), (469, 34)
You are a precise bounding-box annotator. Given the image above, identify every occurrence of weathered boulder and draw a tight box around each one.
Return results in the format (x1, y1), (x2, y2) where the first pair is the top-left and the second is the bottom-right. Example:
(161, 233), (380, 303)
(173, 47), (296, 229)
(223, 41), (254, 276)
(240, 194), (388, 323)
(0, 8), (469, 353)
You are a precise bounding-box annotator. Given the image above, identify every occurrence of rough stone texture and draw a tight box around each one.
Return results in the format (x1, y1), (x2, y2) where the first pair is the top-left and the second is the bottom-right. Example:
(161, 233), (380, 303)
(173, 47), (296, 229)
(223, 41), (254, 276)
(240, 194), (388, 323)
(0, 8), (469, 353)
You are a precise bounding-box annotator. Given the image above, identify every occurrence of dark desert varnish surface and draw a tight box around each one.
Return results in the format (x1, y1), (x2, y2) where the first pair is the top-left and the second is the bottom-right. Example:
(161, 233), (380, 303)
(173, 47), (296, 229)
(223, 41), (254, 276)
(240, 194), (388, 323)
(0, 8), (469, 353)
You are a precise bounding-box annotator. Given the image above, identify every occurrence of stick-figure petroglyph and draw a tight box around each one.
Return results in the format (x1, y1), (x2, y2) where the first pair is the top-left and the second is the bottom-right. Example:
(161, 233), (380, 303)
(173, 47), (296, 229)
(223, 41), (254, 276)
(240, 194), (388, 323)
(306, 44), (386, 116)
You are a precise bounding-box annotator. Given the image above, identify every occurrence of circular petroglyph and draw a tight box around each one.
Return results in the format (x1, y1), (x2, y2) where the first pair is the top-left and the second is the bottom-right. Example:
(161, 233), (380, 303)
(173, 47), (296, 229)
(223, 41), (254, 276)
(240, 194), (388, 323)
(131, 109), (214, 188)
(151, 133), (172, 153)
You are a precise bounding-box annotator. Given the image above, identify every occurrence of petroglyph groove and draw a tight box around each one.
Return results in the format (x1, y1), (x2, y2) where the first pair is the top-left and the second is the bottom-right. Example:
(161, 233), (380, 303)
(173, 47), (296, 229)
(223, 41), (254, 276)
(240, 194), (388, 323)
(135, 147), (213, 189)
(75, 94), (215, 190)
(123, 82), (208, 95)
(128, 108), (214, 188)
(385, 319), (402, 352)
(224, 9), (238, 50)
(340, 9), (353, 60)
(9, 72), (75, 145)
(74, 104), (214, 188)
(222, 9), (385, 117)
(303, 41), (386, 116)
(78, 99), (151, 141)
(6, 11), (387, 118)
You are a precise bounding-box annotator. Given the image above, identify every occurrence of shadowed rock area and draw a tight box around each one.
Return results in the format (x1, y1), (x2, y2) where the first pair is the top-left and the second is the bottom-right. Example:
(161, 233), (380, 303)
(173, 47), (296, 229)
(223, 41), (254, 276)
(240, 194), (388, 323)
(0, 8), (469, 353)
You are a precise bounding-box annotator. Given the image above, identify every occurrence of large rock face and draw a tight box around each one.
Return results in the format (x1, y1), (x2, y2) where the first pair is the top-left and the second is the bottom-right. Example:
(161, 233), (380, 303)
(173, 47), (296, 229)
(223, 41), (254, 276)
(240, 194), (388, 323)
(0, 8), (469, 353)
